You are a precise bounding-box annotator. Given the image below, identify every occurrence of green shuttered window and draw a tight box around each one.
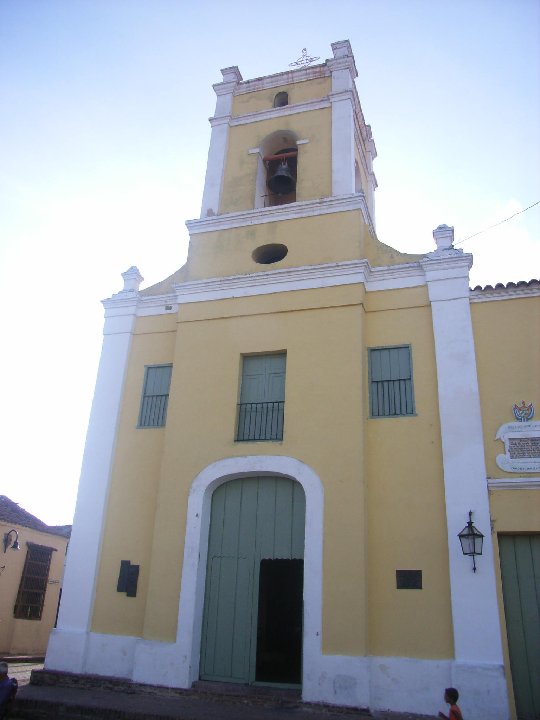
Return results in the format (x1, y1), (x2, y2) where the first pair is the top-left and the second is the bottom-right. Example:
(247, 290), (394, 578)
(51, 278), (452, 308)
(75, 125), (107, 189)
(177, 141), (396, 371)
(237, 354), (286, 441)
(138, 364), (172, 428)
(369, 345), (415, 417)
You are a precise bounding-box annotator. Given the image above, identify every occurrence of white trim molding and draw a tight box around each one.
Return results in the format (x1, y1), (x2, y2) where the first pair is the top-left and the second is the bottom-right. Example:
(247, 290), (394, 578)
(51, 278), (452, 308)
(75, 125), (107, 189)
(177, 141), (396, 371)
(230, 97), (330, 126)
(170, 259), (426, 305)
(200, 67), (242, 218)
(168, 456), (324, 694)
(330, 90), (355, 196)
(421, 249), (508, 716)
(233, 64), (330, 95)
(186, 193), (375, 236)
(488, 476), (540, 490)
(101, 258), (428, 318)
(47, 292), (138, 672)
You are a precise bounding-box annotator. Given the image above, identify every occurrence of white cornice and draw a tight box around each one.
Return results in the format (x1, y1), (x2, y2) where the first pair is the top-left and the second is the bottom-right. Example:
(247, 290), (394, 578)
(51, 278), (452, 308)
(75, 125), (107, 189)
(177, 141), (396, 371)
(234, 64), (330, 95)
(367, 262), (426, 291)
(136, 296), (179, 317)
(208, 115), (230, 128)
(488, 477), (540, 490)
(420, 248), (473, 271)
(186, 194), (374, 235)
(172, 261), (369, 303)
(470, 285), (540, 302)
(168, 259), (427, 306)
(107, 252), (532, 318)
(327, 55), (358, 78)
(102, 292), (140, 314)
(230, 98), (330, 126)
(101, 259), (428, 317)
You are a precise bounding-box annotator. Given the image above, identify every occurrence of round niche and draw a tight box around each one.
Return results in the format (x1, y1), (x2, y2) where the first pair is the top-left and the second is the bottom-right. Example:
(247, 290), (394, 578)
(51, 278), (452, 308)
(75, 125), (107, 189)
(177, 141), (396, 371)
(252, 243), (288, 265)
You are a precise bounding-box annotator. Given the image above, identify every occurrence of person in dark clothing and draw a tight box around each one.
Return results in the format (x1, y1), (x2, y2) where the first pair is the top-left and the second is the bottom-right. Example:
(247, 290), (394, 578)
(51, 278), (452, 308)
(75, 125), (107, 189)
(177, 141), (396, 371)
(0, 662), (18, 719)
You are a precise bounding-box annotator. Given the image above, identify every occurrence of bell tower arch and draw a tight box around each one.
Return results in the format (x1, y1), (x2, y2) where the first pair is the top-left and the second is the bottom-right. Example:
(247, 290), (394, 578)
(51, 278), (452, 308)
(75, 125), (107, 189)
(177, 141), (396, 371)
(254, 130), (299, 208)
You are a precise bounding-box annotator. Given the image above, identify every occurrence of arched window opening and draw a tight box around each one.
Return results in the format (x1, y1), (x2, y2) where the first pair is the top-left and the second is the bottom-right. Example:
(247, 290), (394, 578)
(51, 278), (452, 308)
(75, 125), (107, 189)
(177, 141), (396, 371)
(264, 147), (297, 207)
(254, 130), (299, 209)
(273, 91), (289, 108)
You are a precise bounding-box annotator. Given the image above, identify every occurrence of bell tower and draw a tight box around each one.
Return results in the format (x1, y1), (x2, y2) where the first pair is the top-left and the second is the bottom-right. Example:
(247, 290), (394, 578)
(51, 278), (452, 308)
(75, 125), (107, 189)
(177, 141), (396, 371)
(183, 41), (407, 282)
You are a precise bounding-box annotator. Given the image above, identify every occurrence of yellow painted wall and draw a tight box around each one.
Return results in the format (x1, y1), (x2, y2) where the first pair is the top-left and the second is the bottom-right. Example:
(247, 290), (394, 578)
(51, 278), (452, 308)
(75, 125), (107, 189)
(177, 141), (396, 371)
(220, 109), (332, 213)
(185, 213), (418, 284)
(472, 296), (540, 477)
(232, 77), (331, 117)
(186, 211), (372, 281)
(92, 282), (455, 661)
(472, 296), (539, 720)
(91, 315), (177, 637)
(365, 287), (454, 658)
(0, 522), (68, 655)
(93, 285), (369, 653)
(152, 287), (368, 653)
(490, 489), (540, 533)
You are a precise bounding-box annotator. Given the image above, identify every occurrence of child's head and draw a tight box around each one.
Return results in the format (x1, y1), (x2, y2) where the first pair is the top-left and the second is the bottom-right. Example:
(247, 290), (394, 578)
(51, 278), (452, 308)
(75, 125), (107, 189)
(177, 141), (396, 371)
(0, 661), (8, 678)
(444, 687), (459, 704)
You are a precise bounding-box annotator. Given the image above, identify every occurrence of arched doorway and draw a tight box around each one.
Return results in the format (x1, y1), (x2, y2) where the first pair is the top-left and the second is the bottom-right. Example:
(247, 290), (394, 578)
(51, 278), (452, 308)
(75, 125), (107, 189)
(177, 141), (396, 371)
(199, 476), (305, 685)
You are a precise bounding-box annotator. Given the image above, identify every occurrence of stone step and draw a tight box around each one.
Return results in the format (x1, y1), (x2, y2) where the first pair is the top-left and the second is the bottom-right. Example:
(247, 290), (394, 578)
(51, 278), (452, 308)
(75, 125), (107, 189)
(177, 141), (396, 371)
(12, 670), (370, 720)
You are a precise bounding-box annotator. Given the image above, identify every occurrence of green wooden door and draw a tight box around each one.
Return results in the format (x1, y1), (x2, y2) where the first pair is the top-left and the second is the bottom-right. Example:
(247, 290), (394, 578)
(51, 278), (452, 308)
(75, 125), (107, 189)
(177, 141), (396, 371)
(200, 476), (305, 684)
(499, 535), (540, 720)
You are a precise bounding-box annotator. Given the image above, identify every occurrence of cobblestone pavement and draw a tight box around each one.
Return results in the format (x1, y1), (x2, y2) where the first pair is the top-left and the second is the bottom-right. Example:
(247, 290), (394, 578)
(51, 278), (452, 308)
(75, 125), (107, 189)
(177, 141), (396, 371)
(6, 662), (44, 687)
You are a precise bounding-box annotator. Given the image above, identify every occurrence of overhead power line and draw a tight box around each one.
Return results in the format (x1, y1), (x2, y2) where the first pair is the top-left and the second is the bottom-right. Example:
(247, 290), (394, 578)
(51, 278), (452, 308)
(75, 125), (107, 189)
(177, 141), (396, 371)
(454, 200), (540, 247)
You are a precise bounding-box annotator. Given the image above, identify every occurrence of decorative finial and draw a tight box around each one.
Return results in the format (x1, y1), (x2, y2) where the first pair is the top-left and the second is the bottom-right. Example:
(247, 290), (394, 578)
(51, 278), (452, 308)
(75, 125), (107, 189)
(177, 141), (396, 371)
(432, 224), (454, 250)
(120, 266), (144, 293)
(289, 48), (320, 68)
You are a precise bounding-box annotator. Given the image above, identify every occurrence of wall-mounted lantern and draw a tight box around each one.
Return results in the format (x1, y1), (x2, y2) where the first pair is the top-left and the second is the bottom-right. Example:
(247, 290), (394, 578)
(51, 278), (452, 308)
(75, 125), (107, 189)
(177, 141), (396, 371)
(3, 529), (20, 553)
(458, 511), (484, 572)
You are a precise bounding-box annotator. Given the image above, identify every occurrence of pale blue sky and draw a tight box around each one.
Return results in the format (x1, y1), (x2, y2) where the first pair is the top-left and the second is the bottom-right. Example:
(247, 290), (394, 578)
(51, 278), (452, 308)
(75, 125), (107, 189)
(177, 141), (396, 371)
(1, 0), (539, 524)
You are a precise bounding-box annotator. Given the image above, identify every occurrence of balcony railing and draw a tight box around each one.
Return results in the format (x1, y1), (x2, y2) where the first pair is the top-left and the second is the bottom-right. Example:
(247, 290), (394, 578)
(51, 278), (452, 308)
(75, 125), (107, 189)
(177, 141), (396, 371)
(236, 401), (284, 441)
(370, 379), (414, 417)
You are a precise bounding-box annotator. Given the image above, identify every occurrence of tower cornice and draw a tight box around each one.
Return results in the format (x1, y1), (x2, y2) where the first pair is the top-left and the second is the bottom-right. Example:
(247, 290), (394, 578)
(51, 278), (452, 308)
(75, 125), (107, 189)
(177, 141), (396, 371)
(187, 193), (376, 237)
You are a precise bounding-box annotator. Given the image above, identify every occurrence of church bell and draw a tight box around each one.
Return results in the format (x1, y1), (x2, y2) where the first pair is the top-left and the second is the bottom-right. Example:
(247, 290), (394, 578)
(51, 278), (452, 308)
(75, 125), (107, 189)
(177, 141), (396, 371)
(267, 160), (296, 195)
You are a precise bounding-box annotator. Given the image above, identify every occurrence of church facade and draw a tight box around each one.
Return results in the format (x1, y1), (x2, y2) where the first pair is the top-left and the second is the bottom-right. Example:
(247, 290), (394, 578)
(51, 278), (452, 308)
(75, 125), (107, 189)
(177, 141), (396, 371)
(46, 42), (539, 720)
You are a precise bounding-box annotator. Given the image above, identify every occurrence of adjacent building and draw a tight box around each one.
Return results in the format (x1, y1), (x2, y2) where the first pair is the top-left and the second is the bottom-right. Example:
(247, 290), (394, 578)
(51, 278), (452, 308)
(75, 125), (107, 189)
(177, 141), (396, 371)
(45, 42), (539, 720)
(1, 496), (70, 657)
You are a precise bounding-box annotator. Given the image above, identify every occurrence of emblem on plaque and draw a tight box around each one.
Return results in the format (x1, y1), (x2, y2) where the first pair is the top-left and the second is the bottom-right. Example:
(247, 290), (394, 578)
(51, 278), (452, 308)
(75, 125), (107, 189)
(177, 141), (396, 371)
(513, 400), (534, 422)
(496, 402), (540, 473)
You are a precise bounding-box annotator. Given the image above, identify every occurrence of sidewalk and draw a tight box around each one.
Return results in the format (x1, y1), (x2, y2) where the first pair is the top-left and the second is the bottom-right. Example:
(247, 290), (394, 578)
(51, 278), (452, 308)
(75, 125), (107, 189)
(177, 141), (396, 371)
(10, 665), (439, 720)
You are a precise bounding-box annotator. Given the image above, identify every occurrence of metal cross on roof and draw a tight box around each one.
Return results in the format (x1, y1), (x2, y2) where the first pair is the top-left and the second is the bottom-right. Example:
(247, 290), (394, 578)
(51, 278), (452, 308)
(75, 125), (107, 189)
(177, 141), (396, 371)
(289, 48), (320, 67)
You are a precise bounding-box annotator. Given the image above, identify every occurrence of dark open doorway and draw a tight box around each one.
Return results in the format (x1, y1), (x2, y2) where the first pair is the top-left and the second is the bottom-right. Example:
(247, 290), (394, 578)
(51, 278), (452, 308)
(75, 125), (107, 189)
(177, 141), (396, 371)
(256, 558), (303, 684)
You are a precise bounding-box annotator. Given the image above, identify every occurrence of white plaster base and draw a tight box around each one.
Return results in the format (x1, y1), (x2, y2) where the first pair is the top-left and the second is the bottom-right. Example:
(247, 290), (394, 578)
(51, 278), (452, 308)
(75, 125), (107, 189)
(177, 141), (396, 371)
(304, 654), (370, 708)
(45, 630), (509, 719)
(45, 629), (89, 674)
(85, 633), (138, 679)
(450, 661), (510, 720)
(370, 656), (450, 715)
(132, 639), (191, 688)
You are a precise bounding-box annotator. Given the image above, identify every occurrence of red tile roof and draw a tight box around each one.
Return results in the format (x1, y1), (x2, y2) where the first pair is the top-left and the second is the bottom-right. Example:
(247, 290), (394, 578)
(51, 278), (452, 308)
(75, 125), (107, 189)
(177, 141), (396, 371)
(472, 279), (539, 291)
(0, 496), (71, 537)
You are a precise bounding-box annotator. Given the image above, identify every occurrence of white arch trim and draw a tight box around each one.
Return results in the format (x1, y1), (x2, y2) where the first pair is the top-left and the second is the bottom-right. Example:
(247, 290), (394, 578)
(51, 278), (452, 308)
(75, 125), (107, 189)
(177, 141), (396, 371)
(174, 455), (324, 691)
